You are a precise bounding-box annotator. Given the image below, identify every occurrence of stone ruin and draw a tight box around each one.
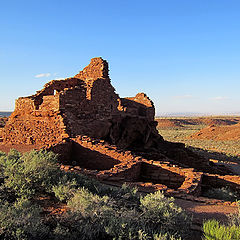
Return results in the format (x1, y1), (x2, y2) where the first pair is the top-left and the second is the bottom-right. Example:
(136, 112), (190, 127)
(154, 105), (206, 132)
(1, 57), (240, 199)
(3, 58), (158, 149)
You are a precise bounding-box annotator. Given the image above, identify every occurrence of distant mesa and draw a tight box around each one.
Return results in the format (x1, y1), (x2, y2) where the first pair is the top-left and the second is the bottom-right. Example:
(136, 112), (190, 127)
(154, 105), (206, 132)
(189, 122), (240, 140)
(156, 119), (183, 128)
(156, 117), (240, 130)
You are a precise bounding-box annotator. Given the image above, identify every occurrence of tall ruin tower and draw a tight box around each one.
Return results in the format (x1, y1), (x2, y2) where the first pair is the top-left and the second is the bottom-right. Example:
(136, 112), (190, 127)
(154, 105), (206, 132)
(3, 58), (159, 149)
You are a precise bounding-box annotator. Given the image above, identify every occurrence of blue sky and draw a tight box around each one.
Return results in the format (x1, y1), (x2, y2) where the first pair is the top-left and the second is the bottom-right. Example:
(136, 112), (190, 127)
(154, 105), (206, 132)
(0, 0), (240, 115)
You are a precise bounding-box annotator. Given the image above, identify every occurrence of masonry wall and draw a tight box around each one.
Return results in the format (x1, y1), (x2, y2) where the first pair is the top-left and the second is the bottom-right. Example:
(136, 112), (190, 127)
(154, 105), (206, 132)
(90, 78), (119, 116)
(34, 78), (83, 99)
(202, 174), (240, 191)
(2, 57), (159, 150)
(3, 111), (67, 145)
(39, 95), (60, 111)
(71, 142), (121, 170)
(124, 93), (155, 121)
(15, 98), (36, 112)
(140, 162), (185, 189)
(74, 57), (109, 80)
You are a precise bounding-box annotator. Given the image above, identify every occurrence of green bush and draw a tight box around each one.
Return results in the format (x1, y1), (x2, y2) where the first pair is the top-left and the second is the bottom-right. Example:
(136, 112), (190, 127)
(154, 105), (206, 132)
(116, 183), (139, 202)
(57, 172), (139, 203)
(0, 149), (60, 199)
(203, 219), (240, 240)
(0, 198), (48, 240)
(0, 151), (6, 177)
(54, 188), (112, 240)
(58, 188), (185, 240)
(51, 224), (74, 240)
(52, 175), (78, 202)
(140, 191), (190, 235)
(67, 187), (111, 216)
(104, 200), (184, 240)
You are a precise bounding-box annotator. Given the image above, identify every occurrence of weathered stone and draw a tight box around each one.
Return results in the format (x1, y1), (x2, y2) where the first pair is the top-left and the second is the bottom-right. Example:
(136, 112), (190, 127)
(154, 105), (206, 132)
(3, 57), (159, 150)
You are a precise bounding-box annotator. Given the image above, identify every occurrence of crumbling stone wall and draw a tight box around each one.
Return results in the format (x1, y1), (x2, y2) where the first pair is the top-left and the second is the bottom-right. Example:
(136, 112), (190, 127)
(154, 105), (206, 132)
(123, 93), (155, 121)
(140, 162), (185, 189)
(3, 111), (67, 145)
(202, 174), (240, 192)
(57, 136), (204, 196)
(2, 57), (159, 149)
(74, 57), (109, 80)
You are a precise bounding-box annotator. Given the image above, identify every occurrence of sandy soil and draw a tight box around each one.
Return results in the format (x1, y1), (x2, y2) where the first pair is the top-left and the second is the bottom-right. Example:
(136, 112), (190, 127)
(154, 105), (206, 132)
(0, 144), (42, 154)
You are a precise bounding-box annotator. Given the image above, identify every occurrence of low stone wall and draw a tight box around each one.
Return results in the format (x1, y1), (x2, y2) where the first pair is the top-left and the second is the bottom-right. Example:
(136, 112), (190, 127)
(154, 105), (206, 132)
(71, 141), (121, 171)
(202, 174), (240, 191)
(54, 136), (204, 196)
(139, 162), (185, 190)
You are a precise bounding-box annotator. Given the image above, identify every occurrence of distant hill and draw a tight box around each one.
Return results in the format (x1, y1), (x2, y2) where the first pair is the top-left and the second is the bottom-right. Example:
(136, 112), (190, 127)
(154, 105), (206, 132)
(0, 112), (12, 117)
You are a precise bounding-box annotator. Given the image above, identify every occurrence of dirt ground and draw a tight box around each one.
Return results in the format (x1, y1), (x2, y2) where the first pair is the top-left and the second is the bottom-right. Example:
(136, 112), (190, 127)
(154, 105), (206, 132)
(0, 144), (42, 154)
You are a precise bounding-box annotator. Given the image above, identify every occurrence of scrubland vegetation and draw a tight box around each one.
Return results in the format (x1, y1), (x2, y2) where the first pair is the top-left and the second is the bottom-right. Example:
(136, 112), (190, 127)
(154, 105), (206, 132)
(0, 149), (190, 240)
(203, 206), (240, 240)
(158, 123), (240, 163)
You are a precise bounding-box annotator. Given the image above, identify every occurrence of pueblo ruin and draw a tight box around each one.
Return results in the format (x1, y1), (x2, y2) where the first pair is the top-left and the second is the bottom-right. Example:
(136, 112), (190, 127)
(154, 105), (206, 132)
(1, 57), (240, 199)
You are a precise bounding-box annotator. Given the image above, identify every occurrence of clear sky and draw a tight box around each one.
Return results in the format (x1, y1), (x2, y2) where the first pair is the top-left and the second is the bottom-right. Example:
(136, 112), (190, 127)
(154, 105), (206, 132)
(0, 0), (240, 115)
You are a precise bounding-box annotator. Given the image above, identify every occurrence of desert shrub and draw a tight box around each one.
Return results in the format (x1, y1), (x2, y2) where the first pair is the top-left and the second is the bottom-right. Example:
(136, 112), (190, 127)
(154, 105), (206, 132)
(51, 224), (74, 240)
(59, 171), (113, 195)
(117, 183), (139, 201)
(0, 149), (189, 239)
(104, 207), (143, 239)
(228, 201), (240, 227)
(0, 149), (31, 198)
(60, 188), (184, 240)
(0, 152), (6, 179)
(0, 151), (6, 161)
(61, 172), (139, 203)
(203, 203), (240, 240)
(203, 187), (239, 202)
(67, 187), (111, 215)
(104, 201), (184, 240)
(54, 187), (112, 240)
(19, 149), (60, 190)
(0, 149), (60, 198)
(203, 219), (240, 240)
(139, 191), (190, 235)
(0, 198), (49, 240)
(52, 175), (78, 202)
(152, 233), (181, 240)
